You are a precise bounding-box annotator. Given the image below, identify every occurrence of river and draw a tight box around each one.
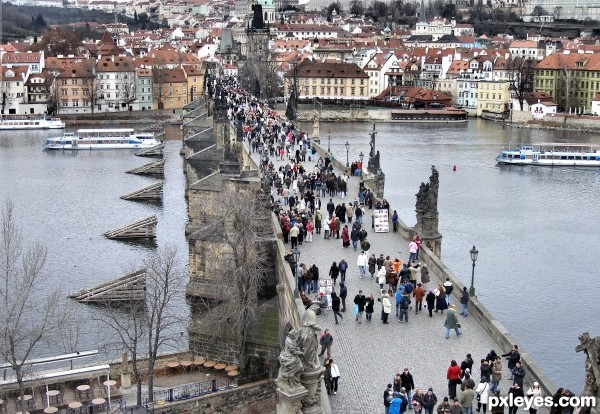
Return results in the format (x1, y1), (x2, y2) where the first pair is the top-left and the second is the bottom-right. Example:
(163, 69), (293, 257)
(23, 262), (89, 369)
(0, 126), (188, 363)
(317, 118), (600, 393)
(0, 119), (596, 391)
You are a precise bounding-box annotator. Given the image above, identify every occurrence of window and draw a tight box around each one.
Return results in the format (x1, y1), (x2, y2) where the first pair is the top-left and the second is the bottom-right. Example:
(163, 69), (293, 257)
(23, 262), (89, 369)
(351, 87), (355, 95)
(61, 89), (68, 96)
(72, 89), (78, 96)
(312, 86), (317, 94)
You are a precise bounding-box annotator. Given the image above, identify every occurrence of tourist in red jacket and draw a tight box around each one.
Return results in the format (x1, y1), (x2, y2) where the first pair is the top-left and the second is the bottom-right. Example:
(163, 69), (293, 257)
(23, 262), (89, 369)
(447, 360), (462, 400)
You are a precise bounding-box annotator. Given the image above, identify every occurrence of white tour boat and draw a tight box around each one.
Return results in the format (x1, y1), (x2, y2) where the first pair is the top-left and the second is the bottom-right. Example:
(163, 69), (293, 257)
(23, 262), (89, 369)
(0, 116), (65, 130)
(496, 142), (600, 166)
(43, 128), (161, 150)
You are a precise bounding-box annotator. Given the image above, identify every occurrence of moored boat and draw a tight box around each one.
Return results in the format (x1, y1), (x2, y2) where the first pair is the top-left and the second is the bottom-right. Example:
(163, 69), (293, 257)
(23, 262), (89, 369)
(496, 142), (600, 166)
(391, 107), (468, 123)
(0, 116), (65, 130)
(43, 128), (161, 150)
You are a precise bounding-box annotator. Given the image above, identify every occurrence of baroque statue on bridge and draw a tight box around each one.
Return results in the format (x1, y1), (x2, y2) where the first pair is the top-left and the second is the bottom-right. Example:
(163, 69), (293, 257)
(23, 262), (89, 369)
(296, 302), (323, 371)
(276, 329), (305, 390)
(576, 332), (600, 401)
(415, 165), (439, 216)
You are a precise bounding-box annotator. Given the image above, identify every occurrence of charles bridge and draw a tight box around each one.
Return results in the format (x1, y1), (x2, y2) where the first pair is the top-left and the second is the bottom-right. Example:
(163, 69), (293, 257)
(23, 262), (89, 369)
(174, 92), (594, 414)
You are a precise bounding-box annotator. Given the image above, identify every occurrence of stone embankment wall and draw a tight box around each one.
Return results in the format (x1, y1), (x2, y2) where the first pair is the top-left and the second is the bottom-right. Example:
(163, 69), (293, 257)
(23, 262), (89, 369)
(307, 138), (557, 397)
(151, 379), (276, 414)
(510, 111), (600, 132)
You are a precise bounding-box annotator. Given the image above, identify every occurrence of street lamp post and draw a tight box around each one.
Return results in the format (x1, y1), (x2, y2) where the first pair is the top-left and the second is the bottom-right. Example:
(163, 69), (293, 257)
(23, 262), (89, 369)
(345, 141), (350, 167)
(469, 245), (479, 297)
(293, 247), (301, 298)
(327, 129), (331, 153)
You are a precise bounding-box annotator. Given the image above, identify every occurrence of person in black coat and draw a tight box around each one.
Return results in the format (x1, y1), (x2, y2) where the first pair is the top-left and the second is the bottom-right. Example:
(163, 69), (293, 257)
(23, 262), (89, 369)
(400, 368), (415, 404)
(326, 199), (335, 218)
(331, 292), (343, 325)
(502, 345), (521, 371)
(339, 282), (348, 312)
(425, 289), (436, 317)
(461, 354), (474, 376)
(354, 290), (366, 323)
(435, 286), (447, 314)
(507, 383), (524, 414)
(329, 262), (340, 286)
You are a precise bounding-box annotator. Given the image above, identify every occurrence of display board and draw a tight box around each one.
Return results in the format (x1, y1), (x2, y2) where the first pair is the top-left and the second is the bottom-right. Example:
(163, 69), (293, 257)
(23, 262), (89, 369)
(373, 209), (389, 233)
(318, 279), (333, 309)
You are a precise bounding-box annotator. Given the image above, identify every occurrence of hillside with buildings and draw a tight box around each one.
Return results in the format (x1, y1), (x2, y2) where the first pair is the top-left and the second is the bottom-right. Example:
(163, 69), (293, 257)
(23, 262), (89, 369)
(2, 0), (600, 119)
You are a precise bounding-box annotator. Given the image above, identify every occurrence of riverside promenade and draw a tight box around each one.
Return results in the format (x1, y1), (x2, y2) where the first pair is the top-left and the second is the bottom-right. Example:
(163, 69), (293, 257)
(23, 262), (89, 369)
(248, 144), (524, 414)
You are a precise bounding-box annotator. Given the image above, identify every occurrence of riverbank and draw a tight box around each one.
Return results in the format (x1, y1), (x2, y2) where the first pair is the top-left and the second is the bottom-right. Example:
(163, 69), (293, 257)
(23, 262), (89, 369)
(294, 105), (600, 133)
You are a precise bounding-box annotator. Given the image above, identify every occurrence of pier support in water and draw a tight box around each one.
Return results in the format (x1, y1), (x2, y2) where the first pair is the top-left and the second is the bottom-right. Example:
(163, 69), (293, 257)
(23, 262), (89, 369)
(68, 269), (146, 303)
(135, 143), (164, 157)
(120, 181), (163, 201)
(126, 159), (165, 176)
(104, 215), (157, 239)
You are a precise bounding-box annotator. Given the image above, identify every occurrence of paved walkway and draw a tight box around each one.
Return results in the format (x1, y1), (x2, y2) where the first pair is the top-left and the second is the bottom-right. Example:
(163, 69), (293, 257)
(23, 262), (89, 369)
(249, 144), (518, 414)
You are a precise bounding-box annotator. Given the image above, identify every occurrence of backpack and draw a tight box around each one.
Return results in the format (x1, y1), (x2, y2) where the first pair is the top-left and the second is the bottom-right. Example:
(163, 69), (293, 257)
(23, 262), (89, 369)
(340, 261), (347, 271)
(460, 291), (469, 304)
(400, 296), (410, 309)
(404, 282), (414, 294)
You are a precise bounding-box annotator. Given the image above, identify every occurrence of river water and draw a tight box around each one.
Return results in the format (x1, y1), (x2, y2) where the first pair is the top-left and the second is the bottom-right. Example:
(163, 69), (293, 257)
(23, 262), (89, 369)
(1, 119), (596, 391)
(318, 118), (600, 393)
(0, 126), (188, 363)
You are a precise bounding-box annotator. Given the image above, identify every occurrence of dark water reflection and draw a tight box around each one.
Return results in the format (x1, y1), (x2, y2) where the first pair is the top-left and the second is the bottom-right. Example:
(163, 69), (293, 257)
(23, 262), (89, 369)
(319, 118), (600, 392)
(0, 128), (188, 363)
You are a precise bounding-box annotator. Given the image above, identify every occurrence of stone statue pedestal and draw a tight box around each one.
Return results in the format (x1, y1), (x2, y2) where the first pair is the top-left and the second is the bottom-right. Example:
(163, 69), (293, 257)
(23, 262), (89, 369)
(414, 209), (424, 232)
(300, 367), (324, 414)
(120, 372), (132, 389)
(276, 383), (308, 414)
(421, 213), (442, 258)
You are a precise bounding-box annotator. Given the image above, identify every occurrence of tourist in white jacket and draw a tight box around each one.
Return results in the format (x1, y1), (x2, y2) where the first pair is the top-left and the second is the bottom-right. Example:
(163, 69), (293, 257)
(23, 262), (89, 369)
(475, 377), (491, 414)
(377, 266), (387, 290)
(357, 251), (368, 279)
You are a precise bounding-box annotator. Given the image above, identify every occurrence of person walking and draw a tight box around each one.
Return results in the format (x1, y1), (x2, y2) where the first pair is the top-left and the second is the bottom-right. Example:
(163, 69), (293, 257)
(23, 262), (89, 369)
(329, 359), (340, 395)
(392, 210), (399, 232)
(444, 304), (462, 339)
(384, 384), (394, 414)
(413, 283), (425, 314)
(413, 388), (424, 414)
(323, 358), (332, 394)
(290, 224), (299, 249)
(511, 361), (526, 388)
(354, 290), (366, 323)
(459, 381), (475, 414)
(351, 227), (359, 251)
(365, 293), (375, 322)
(329, 261), (340, 286)
(408, 238), (418, 262)
(443, 278), (453, 306)
(460, 287), (469, 316)
(526, 382), (542, 414)
(378, 266), (387, 290)
(475, 378), (490, 414)
(331, 291), (343, 324)
(339, 282), (348, 312)
(447, 360), (462, 399)
(369, 254), (377, 278)
(319, 328), (333, 358)
(420, 264), (430, 290)
(399, 293), (410, 323)
(507, 383), (524, 414)
(401, 368), (415, 407)
(423, 388), (438, 414)
(338, 258), (348, 282)
(426, 289), (436, 317)
(357, 251), (368, 279)
(381, 291), (392, 324)
(361, 237), (371, 256)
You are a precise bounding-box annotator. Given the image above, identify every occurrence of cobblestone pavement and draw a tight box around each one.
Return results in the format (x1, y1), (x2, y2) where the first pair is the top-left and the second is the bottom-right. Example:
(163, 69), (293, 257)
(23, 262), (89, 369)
(249, 144), (517, 414)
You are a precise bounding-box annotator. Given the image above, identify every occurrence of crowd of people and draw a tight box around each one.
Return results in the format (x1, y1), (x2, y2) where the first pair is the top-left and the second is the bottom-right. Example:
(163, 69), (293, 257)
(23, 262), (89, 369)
(210, 77), (574, 414)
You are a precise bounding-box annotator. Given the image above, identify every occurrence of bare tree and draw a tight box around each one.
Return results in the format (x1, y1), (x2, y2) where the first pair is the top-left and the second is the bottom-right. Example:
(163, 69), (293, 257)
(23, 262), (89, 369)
(506, 56), (535, 111)
(195, 188), (271, 370)
(559, 65), (578, 113)
(119, 72), (137, 111)
(97, 246), (187, 405)
(0, 200), (62, 414)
